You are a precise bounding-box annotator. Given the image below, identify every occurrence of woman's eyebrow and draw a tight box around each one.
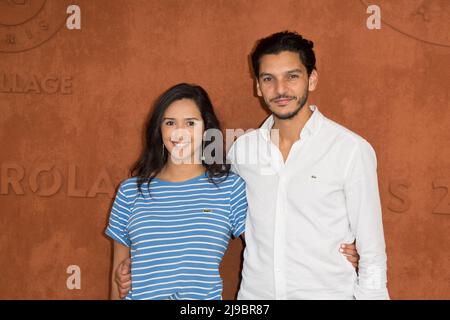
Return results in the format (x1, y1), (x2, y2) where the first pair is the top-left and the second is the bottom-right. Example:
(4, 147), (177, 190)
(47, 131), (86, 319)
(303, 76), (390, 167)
(163, 117), (201, 121)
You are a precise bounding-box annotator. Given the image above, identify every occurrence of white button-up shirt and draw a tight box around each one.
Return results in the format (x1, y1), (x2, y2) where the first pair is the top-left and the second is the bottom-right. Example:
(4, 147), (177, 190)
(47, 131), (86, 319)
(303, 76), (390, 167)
(228, 105), (389, 300)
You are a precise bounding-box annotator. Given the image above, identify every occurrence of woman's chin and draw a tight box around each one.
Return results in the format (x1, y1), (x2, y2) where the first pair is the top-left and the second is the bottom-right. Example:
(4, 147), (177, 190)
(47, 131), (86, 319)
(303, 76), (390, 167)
(168, 153), (199, 164)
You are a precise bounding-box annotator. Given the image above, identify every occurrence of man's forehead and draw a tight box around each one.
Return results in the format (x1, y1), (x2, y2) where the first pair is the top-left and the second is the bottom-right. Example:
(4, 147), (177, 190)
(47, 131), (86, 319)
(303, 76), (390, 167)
(259, 51), (306, 74)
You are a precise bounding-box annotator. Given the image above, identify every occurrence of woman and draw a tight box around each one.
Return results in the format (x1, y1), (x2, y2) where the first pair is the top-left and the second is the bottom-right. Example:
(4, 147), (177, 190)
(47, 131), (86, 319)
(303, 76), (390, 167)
(105, 83), (247, 300)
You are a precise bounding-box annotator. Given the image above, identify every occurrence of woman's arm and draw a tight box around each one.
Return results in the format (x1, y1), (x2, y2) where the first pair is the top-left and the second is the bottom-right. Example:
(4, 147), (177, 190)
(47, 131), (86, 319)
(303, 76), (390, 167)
(111, 241), (131, 300)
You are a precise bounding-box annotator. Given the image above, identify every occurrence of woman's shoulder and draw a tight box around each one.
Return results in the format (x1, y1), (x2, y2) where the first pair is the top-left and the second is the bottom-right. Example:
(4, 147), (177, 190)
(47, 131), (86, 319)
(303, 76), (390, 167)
(117, 176), (140, 197)
(210, 172), (245, 188)
(227, 172), (245, 183)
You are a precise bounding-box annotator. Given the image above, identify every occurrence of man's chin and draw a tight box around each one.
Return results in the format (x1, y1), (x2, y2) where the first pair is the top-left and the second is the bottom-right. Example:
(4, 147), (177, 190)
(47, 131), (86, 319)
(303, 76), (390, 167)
(271, 109), (300, 120)
(269, 103), (306, 120)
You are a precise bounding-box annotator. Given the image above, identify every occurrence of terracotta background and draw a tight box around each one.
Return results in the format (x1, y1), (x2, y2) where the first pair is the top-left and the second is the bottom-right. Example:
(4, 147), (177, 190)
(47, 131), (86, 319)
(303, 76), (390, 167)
(0, 0), (449, 299)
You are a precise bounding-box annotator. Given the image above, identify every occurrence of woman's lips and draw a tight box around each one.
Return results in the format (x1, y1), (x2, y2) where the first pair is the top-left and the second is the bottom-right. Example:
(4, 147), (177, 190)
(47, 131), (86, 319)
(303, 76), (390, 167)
(171, 141), (190, 148)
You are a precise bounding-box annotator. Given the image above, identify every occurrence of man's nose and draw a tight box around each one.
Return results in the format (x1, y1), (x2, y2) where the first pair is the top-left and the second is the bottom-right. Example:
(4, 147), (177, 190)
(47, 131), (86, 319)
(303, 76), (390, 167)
(274, 79), (288, 96)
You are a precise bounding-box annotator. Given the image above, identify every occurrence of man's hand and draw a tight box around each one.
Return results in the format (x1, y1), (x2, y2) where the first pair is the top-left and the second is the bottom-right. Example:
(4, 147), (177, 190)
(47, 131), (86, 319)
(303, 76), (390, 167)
(340, 242), (360, 269)
(115, 258), (131, 299)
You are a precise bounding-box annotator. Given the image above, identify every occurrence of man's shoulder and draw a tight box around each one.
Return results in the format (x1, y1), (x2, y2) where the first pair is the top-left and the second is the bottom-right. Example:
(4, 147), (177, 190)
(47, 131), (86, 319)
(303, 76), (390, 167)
(234, 128), (260, 144)
(321, 115), (372, 149)
(319, 115), (378, 170)
(228, 127), (261, 156)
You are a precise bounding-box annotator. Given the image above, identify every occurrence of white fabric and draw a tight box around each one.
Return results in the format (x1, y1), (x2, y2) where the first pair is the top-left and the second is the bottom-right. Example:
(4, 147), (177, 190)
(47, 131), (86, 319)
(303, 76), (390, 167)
(228, 105), (389, 300)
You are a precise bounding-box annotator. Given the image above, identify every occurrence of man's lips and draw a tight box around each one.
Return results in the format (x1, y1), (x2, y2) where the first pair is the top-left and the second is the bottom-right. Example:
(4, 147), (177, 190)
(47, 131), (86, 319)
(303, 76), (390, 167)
(272, 98), (294, 106)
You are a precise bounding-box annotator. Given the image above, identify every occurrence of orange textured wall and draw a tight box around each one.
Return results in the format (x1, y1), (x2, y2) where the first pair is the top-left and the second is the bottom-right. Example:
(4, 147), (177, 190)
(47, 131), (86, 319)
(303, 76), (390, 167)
(0, 0), (449, 299)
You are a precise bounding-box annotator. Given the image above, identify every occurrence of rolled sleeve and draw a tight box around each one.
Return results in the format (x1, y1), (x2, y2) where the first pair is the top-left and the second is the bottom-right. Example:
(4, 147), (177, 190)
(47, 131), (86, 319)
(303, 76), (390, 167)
(344, 140), (390, 300)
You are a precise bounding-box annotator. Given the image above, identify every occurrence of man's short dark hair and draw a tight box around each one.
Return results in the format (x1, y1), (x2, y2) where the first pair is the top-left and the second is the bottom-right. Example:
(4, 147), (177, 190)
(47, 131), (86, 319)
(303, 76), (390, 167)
(251, 31), (316, 77)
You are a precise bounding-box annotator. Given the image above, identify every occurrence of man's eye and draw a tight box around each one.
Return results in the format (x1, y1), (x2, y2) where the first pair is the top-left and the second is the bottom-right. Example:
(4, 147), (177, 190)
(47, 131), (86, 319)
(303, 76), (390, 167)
(262, 77), (272, 82)
(288, 74), (299, 79)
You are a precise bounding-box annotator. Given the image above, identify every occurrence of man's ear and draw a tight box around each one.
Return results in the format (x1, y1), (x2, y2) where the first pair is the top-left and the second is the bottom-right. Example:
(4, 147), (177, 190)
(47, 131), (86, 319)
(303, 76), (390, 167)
(256, 80), (263, 97)
(308, 69), (318, 92)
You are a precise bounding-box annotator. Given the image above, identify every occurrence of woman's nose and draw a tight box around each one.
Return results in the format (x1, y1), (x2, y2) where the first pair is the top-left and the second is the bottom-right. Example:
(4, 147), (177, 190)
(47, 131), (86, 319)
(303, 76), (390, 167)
(171, 128), (190, 141)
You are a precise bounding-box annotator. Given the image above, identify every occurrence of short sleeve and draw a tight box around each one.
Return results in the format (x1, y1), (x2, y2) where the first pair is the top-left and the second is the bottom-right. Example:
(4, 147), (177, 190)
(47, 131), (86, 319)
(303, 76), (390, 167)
(105, 181), (132, 247)
(229, 175), (247, 238)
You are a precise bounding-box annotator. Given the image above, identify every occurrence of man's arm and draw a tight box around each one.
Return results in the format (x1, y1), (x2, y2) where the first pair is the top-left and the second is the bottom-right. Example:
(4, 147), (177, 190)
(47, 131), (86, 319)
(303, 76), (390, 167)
(111, 242), (131, 300)
(345, 140), (389, 299)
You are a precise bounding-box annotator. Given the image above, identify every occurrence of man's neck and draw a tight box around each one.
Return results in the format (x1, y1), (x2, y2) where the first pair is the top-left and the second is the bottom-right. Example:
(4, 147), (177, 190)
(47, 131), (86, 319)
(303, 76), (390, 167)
(271, 104), (313, 144)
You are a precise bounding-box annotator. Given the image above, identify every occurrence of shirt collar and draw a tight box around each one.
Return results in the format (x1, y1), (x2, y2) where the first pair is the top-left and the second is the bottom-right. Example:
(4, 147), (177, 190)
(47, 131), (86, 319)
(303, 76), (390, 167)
(260, 104), (323, 141)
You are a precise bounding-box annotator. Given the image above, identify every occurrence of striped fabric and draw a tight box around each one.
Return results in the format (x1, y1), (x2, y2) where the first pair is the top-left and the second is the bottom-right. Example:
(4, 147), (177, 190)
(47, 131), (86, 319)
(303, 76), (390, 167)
(105, 172), (247, 300)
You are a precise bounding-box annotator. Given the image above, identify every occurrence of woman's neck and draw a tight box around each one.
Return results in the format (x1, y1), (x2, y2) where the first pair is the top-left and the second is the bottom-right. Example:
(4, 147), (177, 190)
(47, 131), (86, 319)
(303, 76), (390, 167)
(157, 160), (205, 182)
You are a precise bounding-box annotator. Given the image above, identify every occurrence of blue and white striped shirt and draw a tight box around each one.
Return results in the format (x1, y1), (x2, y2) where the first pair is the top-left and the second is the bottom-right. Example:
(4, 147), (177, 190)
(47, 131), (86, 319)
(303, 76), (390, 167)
(105, 172), (247, 300)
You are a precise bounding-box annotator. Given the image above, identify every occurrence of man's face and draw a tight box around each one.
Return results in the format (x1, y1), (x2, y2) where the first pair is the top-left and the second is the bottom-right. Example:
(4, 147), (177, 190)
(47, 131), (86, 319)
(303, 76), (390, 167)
(256, 51), (318, 120)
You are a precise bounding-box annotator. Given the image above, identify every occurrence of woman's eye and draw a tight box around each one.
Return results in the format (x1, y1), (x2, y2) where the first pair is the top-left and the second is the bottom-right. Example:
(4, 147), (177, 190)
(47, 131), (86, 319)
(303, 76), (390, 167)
(165, 121), (175, 126)
(187, 121), (196, 126)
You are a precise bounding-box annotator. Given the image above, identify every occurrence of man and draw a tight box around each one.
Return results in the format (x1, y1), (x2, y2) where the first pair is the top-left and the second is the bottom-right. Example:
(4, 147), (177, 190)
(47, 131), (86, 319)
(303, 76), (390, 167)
(115, 31), (387, 299)
(229, 31), (389, 300)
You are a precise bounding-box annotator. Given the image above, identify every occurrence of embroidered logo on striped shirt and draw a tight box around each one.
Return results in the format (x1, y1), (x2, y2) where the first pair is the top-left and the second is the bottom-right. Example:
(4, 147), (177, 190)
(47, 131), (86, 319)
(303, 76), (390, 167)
(203, 209), (212, 213)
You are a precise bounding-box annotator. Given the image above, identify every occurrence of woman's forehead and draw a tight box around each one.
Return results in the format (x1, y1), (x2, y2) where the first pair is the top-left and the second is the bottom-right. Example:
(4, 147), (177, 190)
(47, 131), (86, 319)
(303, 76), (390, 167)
(164, 98), (201, 118)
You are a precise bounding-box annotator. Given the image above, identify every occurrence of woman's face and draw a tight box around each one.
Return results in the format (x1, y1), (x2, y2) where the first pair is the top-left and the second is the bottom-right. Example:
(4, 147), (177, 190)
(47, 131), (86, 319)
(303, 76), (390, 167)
(161, 98), (204, 163)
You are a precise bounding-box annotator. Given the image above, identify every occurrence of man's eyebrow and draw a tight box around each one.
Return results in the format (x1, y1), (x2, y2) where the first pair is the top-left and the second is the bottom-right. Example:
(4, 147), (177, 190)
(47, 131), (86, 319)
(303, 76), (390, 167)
(286, 69), (302, 73)
(259, 69), (303, 77)
(259, 72), (273, 77)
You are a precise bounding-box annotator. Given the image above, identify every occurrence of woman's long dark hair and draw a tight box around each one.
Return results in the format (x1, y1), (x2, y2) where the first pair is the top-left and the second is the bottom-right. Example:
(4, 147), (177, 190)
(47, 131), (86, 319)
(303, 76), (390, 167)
(130, 83), (230, 196)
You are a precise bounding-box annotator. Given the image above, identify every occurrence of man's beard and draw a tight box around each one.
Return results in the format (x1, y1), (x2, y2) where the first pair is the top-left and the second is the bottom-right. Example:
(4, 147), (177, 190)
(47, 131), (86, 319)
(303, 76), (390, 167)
(268, 89), (309, 120)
